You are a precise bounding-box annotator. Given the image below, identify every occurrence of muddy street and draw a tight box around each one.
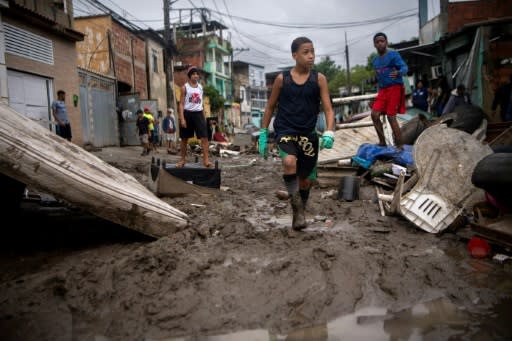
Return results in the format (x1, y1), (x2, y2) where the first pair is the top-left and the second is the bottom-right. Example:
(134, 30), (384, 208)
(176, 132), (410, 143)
(1, 146), (511, 341)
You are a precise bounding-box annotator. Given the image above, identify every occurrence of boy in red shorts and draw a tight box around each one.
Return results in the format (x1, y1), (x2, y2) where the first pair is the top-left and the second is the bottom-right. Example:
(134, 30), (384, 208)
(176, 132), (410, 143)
(371, 32), (408, 148)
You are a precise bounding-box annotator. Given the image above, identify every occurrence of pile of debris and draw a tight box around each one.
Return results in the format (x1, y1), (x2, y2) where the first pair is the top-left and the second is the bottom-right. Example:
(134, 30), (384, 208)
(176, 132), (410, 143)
(318, 103), (512, 257)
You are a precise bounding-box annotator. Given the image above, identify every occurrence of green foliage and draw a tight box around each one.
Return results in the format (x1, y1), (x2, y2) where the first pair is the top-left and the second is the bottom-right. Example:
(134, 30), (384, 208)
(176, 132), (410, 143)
(315, 56), (343, 95)
(351, 65), (374, 93)
(314, 56), (341, 82)
(315, 57), (374, 95)
(330, 71), (346, 95)
(366, 52), (378, 70)
(203, 85), (225, 113)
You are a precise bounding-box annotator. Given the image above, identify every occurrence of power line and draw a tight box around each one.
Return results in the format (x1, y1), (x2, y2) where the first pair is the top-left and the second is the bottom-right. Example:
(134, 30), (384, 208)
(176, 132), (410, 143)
(206, 7), (417, 29)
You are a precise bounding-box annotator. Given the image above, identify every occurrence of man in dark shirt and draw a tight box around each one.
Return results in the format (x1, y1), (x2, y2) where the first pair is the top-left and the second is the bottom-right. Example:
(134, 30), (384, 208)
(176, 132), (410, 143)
(412, 80), (429, 112)
(492, 75), (512, 122)
(442, 84), (471, 115)
(136, 109), (150, 156)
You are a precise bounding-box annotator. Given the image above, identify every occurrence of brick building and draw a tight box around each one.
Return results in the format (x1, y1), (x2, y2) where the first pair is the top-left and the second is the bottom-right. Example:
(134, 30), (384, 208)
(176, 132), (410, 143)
(75, 15), (147, 98)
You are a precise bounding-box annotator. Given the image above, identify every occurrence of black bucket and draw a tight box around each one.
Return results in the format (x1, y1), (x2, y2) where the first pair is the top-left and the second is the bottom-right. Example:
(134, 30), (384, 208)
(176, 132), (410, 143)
(337, 176), (360, 201)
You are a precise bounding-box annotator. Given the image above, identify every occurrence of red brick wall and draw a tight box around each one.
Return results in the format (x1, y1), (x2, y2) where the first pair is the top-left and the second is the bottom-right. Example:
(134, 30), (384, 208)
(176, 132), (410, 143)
(111, 22), (147, 97)
(174, 71), (188, 87)
(447, 0), (512, 33)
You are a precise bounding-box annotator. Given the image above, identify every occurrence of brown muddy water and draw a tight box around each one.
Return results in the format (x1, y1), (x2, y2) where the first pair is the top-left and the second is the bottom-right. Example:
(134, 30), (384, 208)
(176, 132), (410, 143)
(0, 148), (511, 341)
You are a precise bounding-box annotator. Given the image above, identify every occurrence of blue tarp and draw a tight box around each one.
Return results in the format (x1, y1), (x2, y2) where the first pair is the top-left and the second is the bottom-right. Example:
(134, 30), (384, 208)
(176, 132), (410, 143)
(352, 143), (414, 169)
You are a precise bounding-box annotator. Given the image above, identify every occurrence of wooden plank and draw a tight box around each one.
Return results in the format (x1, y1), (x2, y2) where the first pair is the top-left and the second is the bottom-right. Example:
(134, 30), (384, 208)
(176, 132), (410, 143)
(485, 122), (512, 143)
(332, 93), (377, 104)
(489, 126), (512, 147)
(0, 104), (188, 238)
(319, 116), (399, 163)
(470, 215), (512, 249)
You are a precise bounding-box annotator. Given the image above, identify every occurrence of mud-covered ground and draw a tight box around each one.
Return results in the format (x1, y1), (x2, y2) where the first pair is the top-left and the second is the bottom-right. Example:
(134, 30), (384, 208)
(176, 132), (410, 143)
(1, 146), (511, 341)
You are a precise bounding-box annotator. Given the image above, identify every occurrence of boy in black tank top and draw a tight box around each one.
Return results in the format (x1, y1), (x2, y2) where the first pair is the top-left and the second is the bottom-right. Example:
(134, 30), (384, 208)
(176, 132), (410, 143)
(259, 37), (335, 230)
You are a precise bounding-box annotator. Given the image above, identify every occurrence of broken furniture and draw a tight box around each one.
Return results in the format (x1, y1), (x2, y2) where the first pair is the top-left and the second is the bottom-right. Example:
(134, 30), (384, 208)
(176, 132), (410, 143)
(378, 125), (493, 233)
(148, 158), (220, 197)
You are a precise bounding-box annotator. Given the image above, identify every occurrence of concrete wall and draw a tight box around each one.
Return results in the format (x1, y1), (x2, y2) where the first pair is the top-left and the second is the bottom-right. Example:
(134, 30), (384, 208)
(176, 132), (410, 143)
(75, 16), (112, 75)
(447, 0), (512, 33)
(146, 38), (167, 112)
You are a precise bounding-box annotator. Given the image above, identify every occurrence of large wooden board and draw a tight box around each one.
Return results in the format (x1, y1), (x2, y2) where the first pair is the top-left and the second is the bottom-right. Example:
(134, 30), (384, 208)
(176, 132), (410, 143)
(0, 104), (188, 238)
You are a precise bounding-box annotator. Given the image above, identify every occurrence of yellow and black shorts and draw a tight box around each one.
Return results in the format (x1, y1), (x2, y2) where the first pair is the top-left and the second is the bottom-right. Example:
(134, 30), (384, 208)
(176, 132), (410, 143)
(277, 132), (319, 180)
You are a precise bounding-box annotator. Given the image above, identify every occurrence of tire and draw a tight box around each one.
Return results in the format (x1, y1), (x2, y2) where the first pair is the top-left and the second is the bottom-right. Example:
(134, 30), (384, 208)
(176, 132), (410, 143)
(472, 153), (512, 208)
(449, 103), (484, 134)
(400, 115), (427, 145)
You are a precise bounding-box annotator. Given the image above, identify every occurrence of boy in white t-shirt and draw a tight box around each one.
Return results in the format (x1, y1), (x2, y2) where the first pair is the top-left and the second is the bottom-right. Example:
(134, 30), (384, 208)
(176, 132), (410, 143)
(177, 66), (212, 168)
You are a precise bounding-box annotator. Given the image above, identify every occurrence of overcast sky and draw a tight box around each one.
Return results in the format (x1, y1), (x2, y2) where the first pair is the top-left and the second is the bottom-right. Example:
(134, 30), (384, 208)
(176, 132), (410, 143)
(77, 0), (419, 71)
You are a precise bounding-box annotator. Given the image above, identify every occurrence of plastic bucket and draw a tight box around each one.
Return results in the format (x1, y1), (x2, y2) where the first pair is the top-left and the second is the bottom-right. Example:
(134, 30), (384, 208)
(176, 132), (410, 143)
(338, 176), (360, 201)
(467, 237), (490, 258)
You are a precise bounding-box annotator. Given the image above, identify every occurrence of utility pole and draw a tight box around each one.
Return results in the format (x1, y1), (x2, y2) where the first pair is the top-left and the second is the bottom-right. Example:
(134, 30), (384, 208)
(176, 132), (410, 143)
(163, 0), (176, 112)
(345, 31), (351, 96)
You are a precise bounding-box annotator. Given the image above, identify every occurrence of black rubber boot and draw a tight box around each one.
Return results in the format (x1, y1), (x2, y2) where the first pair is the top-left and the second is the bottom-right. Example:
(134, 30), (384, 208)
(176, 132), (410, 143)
(291, 192), (306, 230)
(299, 189), (310, 206)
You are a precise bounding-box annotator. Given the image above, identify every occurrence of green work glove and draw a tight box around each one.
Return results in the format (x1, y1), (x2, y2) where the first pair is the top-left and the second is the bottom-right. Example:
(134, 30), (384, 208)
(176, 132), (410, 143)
(258, 128), (268, 158)
(320, 131), (335, 149)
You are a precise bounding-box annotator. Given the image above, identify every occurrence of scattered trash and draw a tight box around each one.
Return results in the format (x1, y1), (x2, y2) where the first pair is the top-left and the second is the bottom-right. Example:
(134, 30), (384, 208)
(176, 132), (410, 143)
(220, 149), (240, 156)
(275, 190), (289, 200)
(321, 189), (337, 199)
(324, 219), (335, 228)
(337, 176), (360, 201)
(191, 203), (205, 208)
(391, 164), (408, 176)
(492, 253), (511, 263)
(467, 237), (491, 258)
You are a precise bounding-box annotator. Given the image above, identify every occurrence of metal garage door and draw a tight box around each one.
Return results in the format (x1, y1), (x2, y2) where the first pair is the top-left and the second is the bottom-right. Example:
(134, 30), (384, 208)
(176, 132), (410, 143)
(78, 69), (118, 147)
(7, 70), (53, 131)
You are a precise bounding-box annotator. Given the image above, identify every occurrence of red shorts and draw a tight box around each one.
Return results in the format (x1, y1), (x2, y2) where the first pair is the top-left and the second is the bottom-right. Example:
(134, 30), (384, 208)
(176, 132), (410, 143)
(372, 84), (406, 116)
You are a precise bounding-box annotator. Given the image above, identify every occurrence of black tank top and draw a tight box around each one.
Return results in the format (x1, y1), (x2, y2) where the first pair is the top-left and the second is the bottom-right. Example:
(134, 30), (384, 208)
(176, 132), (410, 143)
(273, 70), (320, 139)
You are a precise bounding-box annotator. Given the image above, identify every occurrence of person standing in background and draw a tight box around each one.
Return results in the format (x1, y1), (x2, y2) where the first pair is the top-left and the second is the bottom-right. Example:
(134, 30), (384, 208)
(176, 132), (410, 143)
(154, 111), (161, 148)
(435, 75), (450, 116)
(442, 84), (471, 115)
(428, 86), (439, 116)
(412, 80), (429, 112)
(492, 75), (512, 122)
(143, 107), (156, 152)
(370, 32), (408, 148)
(162, 108), (177, 154)
(135, 109), (150, 156)
(51, 90), (72, 141)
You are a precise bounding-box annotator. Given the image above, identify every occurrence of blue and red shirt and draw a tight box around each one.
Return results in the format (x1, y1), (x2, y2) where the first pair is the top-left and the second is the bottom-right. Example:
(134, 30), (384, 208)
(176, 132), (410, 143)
(372, 50), (408, 89)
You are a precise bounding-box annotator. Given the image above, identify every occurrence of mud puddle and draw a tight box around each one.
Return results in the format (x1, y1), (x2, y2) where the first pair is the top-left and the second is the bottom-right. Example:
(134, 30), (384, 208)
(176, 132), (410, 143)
(151, 296), (511, 340)
(1, 148), (512, 340)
